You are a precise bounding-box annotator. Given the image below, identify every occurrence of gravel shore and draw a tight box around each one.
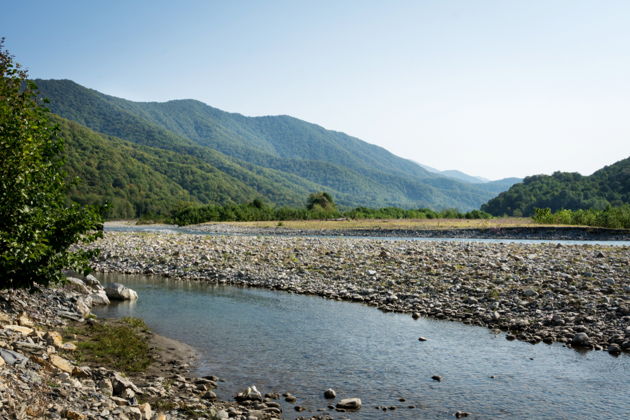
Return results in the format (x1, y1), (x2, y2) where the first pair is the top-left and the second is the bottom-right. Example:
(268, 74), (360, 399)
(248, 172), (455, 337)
(90, 232), (630, 353)
(0, 277), (286, 419)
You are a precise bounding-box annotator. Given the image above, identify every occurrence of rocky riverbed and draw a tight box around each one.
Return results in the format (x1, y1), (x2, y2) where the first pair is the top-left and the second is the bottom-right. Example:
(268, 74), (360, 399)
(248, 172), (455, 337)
(90, 232), (630, 353)
(186, 222), (630, 241)
(0, 276), (296, 419)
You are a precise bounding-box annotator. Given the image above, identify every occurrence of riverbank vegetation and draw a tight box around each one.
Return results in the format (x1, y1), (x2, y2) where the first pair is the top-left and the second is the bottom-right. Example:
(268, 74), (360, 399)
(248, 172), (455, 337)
(0, 41), (102, 289)
(168, 194), (493, 226)
(64, 317), (152, 373)
(532, 205), (630, 229)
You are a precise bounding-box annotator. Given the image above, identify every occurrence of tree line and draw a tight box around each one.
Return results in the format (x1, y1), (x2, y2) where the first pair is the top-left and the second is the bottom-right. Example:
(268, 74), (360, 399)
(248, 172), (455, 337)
(168, 192), (493, 226)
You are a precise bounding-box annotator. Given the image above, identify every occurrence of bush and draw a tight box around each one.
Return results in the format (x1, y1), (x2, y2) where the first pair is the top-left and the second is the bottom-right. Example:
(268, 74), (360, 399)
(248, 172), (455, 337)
(0, 40), (102, 289)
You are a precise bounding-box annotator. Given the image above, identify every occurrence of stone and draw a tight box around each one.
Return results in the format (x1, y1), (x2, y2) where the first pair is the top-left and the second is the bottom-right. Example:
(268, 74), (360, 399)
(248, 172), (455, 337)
(4, 324), (34, 336)
(455, 411), (471, 418)
(45, 331), (64, 348)
(138, 403), (152, 420)
(105, 283), (139, 301)
(235, 385), (262, 402)
(324, 388), (336, 399)
(112, 372), (141, 396)
(0, 311), (11, 323)
(337, 398), (362, 410)
(50, 354), (74, 373)
(65, 277), (91, 294)
(127, 407), (142, 420)
(90, 290), (111, 305)
(74, 297), (91, 318)
(607, 343), (621, 355)
(84, 274), (102, 288)
(97, 378), (114, 396)
(0, 355), (4, 367)
(431, 375), (442, 381)
(571, 332), (590, 347)
(201, 390), (217, 401)
(62, 342), (78, 351)
(18, 313), (34, 327)
(412, 312), (420, 320)
(63, 409), (87, 420)
(0, 348), (28, 366)
(418, 336), (429, 342)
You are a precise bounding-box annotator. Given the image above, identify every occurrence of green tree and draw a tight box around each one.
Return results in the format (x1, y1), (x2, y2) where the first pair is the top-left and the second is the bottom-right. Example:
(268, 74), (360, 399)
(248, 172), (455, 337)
(306, 192), (336, 211)
(0, 40), (103, 289)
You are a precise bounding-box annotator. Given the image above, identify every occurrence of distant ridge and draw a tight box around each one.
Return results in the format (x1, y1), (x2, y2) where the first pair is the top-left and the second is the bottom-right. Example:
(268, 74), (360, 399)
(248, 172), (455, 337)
(36, 79), (519, 217)
(482, 157), (630, 216)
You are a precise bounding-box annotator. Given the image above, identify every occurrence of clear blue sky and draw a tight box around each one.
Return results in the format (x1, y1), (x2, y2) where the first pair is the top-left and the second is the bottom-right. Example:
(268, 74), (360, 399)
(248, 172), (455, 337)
(2, 0), (629, 180)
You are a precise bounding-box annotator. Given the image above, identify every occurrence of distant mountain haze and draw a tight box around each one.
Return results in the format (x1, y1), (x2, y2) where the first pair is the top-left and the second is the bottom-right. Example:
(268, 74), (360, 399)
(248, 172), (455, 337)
(35, 79), (520, 218)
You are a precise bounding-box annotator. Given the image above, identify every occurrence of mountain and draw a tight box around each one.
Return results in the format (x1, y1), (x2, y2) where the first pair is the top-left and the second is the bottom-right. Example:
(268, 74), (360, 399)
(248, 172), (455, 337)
(481, 157), (630, 216)
(57, 116), (323, 217)
(36, 79), (515, 214)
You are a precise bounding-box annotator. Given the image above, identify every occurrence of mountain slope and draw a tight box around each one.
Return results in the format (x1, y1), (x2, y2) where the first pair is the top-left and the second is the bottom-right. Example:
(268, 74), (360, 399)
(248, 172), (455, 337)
(481, 157), (630, 216)
(37, 79), (513, 210)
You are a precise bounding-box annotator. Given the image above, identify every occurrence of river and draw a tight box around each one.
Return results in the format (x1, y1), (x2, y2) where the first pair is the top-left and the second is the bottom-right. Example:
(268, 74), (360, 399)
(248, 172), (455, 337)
(93, 274), (630, 419)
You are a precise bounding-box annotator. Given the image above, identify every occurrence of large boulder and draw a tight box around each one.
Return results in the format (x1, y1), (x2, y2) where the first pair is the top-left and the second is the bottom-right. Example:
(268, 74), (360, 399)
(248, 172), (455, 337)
(105, 283), (138, 301)
(90, 290), (110, 306)
(65, 277), (91, 295)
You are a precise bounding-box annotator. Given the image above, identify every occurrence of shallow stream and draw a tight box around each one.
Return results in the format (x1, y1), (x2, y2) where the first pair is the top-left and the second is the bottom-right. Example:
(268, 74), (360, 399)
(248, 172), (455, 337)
(93, 274), (629, 419)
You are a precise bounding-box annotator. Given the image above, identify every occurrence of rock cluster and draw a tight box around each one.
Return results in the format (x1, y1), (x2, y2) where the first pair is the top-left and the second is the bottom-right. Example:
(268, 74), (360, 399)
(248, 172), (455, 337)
(0, 277), (284, 419)
(89, 232), (630, 352)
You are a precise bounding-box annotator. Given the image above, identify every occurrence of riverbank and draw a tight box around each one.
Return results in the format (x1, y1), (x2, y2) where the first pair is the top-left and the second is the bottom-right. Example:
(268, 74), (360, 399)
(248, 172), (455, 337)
(90, 232), (630, 353)
(0, 277), (287, 419)
(187, 222), (630, 241)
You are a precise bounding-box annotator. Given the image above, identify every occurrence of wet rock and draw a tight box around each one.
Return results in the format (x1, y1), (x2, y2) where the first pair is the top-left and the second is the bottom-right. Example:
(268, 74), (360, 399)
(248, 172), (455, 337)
(105, 283), (139, 301)
(431, 375), (442, 382)
(455, 410), (471, 418)
(236, 385), (263, 402)
(607, 343), (621, 355)
(324, 388), (336, 399)
(337, 398), (362, 410)
(418, 336), (429, 342)
(571, 333), (590, 347)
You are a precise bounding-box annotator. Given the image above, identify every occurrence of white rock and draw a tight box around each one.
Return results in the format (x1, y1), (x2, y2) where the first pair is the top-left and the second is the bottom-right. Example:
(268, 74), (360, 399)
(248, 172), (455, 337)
(105, 283), (138, 301)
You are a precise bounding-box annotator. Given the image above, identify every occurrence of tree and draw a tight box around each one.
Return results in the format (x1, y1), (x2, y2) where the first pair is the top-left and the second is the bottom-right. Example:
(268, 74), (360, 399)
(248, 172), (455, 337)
(0, 40), (103, 289)
(306, 192), (336, 211)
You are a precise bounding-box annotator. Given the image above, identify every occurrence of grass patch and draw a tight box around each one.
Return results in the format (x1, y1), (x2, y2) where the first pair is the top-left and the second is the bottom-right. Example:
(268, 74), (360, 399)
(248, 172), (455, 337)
(64, 317), (152, 374)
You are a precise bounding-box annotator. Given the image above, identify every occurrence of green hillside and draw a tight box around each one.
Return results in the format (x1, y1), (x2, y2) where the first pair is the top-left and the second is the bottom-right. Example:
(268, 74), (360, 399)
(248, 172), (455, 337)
(481, 157), (630, 216)
(57, 117), (329, 218)
(37, 79), (511, 211)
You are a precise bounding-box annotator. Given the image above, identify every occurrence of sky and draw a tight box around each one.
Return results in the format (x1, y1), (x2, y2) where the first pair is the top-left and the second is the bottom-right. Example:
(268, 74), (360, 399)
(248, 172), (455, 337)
(2, 0), (629, 180)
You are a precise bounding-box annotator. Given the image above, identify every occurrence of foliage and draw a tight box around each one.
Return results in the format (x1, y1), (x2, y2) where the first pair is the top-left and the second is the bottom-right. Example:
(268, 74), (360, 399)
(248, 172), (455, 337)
(0, 41), (102, 289)
(532, 205), (630, 229)
(65, 317), (152, 373)
(34, 79), (515, 211)
(169, 198), (493, 226)
(482, 158), (630, 216)
(306, 192), (336, 212)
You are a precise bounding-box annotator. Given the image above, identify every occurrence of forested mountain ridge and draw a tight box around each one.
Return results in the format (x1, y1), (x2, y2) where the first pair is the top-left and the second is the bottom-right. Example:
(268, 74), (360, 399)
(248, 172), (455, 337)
(481, 157), (630, 216)
(36, 79), (516, 212)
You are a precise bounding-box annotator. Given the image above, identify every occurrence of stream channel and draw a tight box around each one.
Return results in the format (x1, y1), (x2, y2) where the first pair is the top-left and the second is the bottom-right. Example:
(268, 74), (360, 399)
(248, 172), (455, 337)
(93, 273), (629, 419)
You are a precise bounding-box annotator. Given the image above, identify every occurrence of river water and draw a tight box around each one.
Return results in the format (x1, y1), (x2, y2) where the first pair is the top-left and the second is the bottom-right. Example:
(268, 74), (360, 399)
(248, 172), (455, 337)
(93, 274), (629, 419)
